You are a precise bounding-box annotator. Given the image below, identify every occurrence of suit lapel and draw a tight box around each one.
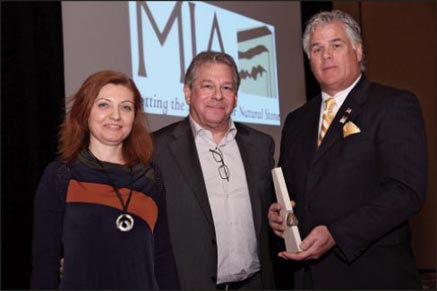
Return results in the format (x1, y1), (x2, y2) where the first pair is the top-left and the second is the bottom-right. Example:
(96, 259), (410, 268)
(302, 99), (322, 167)
(312, 77), (370, 165)
(168, 118), (215, 226)
(235, 124), (262, 238)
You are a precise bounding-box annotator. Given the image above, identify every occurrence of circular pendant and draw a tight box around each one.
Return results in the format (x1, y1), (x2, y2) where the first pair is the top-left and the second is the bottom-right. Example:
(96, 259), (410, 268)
(116, 213), (134, 232)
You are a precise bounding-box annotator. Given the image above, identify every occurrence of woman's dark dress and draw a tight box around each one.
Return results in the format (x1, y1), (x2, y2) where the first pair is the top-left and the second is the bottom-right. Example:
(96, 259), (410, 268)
(31, 150), (179, 290)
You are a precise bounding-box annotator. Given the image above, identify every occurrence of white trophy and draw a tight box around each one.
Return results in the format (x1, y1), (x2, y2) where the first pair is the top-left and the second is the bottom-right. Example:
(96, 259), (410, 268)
(271, 167), (302, 252)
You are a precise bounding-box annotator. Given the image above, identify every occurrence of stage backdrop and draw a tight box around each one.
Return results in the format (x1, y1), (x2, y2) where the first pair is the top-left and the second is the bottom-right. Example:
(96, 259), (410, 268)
(61, 1), (307, 161)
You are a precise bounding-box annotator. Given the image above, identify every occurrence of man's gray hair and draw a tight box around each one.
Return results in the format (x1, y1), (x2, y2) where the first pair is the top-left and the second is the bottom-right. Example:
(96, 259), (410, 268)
(184, 50), (240, 91)
(302, 10), (366, 71)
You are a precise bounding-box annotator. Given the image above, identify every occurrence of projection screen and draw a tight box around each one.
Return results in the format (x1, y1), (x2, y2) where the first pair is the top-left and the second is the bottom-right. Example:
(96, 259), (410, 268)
(62, 1), (306, 161)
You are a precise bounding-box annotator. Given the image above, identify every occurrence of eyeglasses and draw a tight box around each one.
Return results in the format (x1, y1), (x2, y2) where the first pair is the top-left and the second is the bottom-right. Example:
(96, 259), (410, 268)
(209, 147), (230, 182)
(197, 82), (236, 98)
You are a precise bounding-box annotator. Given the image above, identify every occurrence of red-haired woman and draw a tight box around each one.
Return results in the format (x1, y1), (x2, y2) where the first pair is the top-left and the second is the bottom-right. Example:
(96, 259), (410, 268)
(31, 70), (179, 290)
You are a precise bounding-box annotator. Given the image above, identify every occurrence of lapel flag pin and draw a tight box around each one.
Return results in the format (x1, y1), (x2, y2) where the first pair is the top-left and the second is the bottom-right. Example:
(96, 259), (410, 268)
(340, 108), (352, 124)
(340, 115), (348, 124)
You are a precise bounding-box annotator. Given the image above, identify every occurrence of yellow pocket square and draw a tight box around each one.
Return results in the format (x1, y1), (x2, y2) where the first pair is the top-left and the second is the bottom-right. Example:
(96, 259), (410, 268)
(343, 121), (361, 138)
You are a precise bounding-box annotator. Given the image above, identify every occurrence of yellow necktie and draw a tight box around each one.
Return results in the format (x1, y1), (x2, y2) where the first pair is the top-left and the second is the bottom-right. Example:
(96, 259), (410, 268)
(318, 98), (337, 146)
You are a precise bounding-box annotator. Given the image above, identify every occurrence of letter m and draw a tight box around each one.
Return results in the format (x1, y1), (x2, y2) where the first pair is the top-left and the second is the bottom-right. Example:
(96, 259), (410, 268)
(136, 1), (186, 82)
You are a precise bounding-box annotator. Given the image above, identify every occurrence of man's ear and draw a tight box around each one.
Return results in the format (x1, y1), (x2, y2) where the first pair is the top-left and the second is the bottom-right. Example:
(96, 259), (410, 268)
(183, 85), (191, 105)
(355, 42), (363, 63)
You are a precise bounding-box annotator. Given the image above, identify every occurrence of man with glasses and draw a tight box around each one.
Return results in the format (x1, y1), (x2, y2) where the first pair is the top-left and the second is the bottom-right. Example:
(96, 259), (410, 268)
(153, 51), (275, 290)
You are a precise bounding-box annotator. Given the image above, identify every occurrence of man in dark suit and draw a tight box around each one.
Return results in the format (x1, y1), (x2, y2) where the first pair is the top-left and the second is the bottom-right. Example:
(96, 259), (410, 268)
(153, 51), (275, 290)
(268, 10), (427, 289)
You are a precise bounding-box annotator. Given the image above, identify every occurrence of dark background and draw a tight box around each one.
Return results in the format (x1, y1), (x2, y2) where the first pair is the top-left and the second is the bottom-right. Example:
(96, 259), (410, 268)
(2, 2), (65, 289)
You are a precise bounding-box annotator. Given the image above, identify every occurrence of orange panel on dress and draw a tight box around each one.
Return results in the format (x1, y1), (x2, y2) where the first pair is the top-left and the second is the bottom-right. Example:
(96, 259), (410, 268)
(66, 179), (158, 232)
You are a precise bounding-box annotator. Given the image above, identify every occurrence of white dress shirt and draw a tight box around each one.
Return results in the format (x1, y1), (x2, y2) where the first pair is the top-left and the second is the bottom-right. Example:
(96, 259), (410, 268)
(189, 116), (260, 284)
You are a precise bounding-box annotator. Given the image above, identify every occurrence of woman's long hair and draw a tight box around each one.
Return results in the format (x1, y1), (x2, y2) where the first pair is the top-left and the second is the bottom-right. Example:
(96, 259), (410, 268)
(59, 70), (153, 165)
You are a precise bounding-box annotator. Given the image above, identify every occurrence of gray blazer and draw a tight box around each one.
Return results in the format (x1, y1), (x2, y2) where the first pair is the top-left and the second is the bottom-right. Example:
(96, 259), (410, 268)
(153, 117), (275, 290)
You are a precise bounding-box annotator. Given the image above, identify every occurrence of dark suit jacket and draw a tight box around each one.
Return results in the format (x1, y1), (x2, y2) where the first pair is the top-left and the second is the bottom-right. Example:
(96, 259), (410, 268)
(279, 77), (427, 289)
(153, 118), (275, 290)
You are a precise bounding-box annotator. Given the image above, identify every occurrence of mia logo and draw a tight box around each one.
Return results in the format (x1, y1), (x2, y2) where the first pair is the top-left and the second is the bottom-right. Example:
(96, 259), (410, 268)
(129, 1), (280, 125)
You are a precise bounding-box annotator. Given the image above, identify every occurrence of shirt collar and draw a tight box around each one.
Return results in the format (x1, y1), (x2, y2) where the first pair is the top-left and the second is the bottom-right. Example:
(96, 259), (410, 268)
(188, 115), (237, 144)
(321, 74), (362, 103)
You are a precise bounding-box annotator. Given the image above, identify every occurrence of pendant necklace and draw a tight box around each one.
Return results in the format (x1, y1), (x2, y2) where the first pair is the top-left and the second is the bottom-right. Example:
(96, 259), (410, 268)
(88, 149), (134, 232)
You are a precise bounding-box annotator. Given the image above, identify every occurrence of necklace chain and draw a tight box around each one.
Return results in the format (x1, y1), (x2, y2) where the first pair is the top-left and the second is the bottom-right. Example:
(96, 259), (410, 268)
(87, 150), (134, 230)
